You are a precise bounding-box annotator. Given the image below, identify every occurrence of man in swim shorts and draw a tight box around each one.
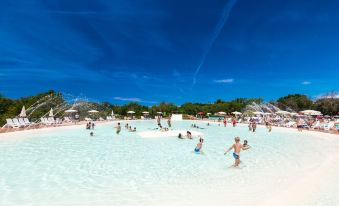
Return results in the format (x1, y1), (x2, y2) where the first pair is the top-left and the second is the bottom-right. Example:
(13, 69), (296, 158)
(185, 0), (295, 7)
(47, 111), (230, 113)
(116, 122), (121, 134)
(224, 137), (249, 167)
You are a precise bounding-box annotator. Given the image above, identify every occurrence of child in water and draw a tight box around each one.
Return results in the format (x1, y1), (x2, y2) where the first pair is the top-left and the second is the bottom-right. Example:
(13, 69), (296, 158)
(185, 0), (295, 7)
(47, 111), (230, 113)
(194, 137), (204, 153)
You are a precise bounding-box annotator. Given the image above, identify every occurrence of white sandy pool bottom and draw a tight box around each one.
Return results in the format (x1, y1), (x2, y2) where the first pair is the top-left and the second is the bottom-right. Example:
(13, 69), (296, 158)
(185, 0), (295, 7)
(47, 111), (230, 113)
(0, 120), (339, 206)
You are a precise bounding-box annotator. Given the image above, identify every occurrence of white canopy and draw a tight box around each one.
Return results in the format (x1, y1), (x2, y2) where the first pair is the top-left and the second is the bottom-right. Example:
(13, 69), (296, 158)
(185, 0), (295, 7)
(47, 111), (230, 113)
(232, 111), (242, 115)
(127, 111), (135, 114)
(218, 111), (226, 115)
(157, 111), (162, 114)
(19, 106), (27, 117)
(264, 112), (272, 115)
(65, 109), (78, 113)
(253, 111), (263, 115)
(142, 111), (149, 114)
(49, 108), (54, 117)
(88, 110), (99, 113)
(290, 112), (298, 116)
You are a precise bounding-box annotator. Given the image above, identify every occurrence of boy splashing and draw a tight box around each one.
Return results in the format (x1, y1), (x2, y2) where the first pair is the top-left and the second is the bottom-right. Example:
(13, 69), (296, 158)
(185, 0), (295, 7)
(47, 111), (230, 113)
(224, 137), (249, 167)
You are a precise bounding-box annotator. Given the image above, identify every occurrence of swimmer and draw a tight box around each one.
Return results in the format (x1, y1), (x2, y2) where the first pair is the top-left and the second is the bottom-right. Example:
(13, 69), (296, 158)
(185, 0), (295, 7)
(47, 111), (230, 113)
(178, 133), (184, 139)
(186, 131), (192, 139)
(243, 140), (251, 150)
(133, 127), (136, 132)
(224, 137), (249, 167)
(128, 126), (133, 132)
(194, 137), (204, 153)
(115, 122), (121, 134)
(90, 132), (94, 136)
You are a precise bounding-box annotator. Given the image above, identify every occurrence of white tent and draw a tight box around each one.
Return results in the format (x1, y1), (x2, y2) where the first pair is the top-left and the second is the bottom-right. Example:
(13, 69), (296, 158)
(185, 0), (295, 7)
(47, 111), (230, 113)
(232, 111), (242, 115)
(218, 111), (226, 115)
(49, 108), (54, 117)
(142, 111), (149, 114)
(19, 106), (27, 117)
(127, 111), (135, 114)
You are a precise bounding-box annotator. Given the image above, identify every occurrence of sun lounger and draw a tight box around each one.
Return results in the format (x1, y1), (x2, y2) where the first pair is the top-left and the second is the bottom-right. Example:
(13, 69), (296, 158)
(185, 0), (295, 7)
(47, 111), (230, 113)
(18, 118), (28, 127)
(85, 117), (92, 121)
(6, 119), (19, 128)
(12, 118), (25, 128)
(23, 118), (33, 126)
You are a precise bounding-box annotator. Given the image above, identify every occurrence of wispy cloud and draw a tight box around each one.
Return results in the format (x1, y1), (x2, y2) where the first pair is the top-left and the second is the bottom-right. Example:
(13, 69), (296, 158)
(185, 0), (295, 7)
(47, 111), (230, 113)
(114, 96), (157, 104)
(301, 81), (311, 85)
(192, 0), (238, 88)
(214, 78), (234, 83)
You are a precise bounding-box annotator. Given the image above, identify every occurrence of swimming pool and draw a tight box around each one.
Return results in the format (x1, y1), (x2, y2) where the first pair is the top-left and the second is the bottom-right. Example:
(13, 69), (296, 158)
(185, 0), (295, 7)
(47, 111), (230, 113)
(1, 120), (339, 206)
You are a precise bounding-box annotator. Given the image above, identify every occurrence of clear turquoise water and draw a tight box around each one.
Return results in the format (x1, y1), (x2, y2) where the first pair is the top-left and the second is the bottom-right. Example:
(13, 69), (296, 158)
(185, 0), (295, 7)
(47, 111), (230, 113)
(0, 120), (339, 206)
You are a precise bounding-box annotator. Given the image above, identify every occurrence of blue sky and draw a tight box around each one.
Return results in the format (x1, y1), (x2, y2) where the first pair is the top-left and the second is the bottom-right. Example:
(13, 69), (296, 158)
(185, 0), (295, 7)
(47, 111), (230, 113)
(0, 0), (338, 105)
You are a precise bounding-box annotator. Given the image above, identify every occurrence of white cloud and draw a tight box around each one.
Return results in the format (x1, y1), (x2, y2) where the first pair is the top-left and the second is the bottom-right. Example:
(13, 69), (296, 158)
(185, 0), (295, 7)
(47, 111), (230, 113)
(214, 78), (234, 83)
(301, 81), (311, 85)
(114, 97), (157, 104)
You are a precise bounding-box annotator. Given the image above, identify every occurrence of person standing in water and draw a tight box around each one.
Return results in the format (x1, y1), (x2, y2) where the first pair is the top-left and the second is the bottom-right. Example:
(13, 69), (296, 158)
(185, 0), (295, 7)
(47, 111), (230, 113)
(252, 121), (257, 132)
(167, 115), (172, 128)
(194, 137), (204, 153)
(224, 137), (249, 167)
(232, 118), (237, 127)
(115, 122), (121, 135)
(223, 117), (227, 127)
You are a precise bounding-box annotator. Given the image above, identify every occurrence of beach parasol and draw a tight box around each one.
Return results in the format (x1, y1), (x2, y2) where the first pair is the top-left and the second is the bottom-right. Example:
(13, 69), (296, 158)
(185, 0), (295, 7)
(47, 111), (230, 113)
(218, 111), (226, 115)
(65, 109), (78, 113)
(275, 111), (290, 115)
(197, 112), (205, 115)
(88, 110), (99, 113)
(19, 106), (27, 117)
(142, 111), (149, 114)
(157, 112), (162, 114)
(300, 110), (322, 115)
(127, 111), (135, 114)
(232, 111), (242, 115)
(49, 108), (54, 117)
(252, 111), (263, 115)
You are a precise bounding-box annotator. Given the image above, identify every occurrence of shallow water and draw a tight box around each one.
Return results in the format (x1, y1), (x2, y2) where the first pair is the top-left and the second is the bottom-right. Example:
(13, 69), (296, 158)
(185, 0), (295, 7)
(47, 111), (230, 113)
(0, 120), (339, 206)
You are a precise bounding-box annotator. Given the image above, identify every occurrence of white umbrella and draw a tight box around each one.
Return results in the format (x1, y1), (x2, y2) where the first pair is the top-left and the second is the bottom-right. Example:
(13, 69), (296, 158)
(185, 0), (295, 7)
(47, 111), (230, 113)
(275, 111), (290, 115)
(142, 111), (149, 114)
(111, 110), (114, 116)
(65, 109), (78, 113)
(290, 112), (298, 116)
(157, 111), (162, 114)
(253, 111), (263, 115)
(88, 110), (99, 113)
(218, 111), (226, 115)
(263, 112), (272, 115)
(49, 108), (54, 117)
(19, 106), (27, 117)
(127, 111), (135, 114)
(207, 112), (211, 116)
(232, 111), (242, 115)
(300, 110), (322, 115)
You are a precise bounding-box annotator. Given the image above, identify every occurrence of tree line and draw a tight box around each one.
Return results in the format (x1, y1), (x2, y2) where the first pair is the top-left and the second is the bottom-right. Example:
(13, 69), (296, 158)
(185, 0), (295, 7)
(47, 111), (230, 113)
(0, 90), (338, 125)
